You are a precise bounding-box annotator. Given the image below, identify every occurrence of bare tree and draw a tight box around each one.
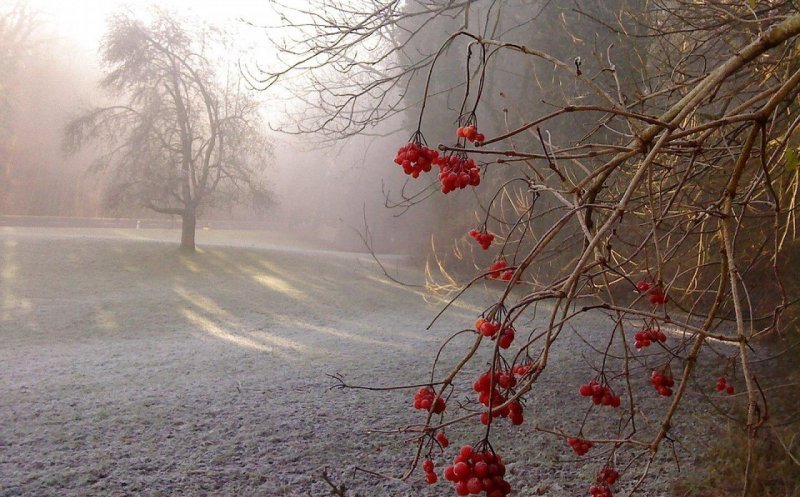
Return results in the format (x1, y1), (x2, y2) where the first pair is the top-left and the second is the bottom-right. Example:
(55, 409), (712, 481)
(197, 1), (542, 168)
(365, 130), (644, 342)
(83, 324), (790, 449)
(66, 10), (272, 252)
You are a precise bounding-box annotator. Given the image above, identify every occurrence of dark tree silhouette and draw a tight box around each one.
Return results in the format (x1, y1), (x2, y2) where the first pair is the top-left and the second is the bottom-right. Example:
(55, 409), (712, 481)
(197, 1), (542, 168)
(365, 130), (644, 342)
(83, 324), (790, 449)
(65, 10), (271, 252)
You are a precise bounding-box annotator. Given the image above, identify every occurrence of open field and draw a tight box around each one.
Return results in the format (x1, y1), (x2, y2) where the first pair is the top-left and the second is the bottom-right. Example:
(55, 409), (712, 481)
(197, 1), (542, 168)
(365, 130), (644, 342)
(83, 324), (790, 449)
(0, 228), (716, 496)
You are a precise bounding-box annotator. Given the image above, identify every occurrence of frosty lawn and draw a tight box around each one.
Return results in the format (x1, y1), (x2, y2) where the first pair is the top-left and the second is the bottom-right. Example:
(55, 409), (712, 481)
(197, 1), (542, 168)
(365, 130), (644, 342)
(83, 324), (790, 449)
(0, 228), (702, 496)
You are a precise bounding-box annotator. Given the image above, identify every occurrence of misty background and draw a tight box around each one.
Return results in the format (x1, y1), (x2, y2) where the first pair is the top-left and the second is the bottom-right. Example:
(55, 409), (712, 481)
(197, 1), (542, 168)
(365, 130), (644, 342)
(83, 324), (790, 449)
(0, 0), (435, 255)
(0, 0), (616, 261)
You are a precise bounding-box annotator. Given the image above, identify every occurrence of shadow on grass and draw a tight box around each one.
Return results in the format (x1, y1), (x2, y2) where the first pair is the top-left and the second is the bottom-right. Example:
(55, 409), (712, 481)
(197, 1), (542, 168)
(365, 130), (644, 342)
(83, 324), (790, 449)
(0, 231), (475, 361)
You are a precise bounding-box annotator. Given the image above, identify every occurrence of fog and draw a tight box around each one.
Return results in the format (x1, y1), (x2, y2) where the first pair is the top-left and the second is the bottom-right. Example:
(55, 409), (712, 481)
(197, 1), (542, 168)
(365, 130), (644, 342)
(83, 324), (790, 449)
(5, 2), (795, 496)
(0, 1), (432, 256)
(3, 1), (582, 259)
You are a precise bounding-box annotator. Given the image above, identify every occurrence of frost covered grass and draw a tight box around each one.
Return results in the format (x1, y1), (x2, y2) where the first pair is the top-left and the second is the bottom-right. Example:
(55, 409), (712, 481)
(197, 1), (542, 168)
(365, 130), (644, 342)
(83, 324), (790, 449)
(0, 227), (715, 496)
(0, 227), (484, 496)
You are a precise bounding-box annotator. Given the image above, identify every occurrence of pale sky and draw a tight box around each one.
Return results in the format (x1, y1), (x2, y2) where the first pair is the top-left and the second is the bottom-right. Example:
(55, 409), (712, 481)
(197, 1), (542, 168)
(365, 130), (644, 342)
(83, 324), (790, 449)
(23, 0), (297, 128)
(29, 0), (281, 59)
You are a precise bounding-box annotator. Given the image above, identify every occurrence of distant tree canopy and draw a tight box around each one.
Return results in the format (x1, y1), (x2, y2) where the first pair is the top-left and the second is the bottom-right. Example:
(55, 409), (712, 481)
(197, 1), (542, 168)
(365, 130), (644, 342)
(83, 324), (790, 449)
(65, 10), (272, 252)
(0, 2), (37, 124)
(0, 1), (97, 217)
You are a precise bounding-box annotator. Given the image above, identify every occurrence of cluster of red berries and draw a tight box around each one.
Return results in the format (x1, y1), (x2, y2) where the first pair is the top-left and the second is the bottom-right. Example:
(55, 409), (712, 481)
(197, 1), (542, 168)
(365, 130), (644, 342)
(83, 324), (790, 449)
(474, 319), (515, 348)
(578, 379), (621, 407)
(589, 484), (613, 497)
(457, 125), (485, 145)
(435, 154), (481, 193)
(567, 437), (593, 456)
(475, 318), (501, 337)
(423, 459), (438, 484)
(512, 362), (533, 376)
(636, 281), (668, 305)
(437, 432), (450, 447)
(481, 401), (524, 426)
(414, 386), (446, 413)
(634, 328), (667, 349)
(650, 371), (675, 396)
(716, 376), (735, 395)
(475, 319), (515, 349)
(442, 445), (512, 497)
(469, 229), (495, 249)
(596, 467), (619, 485)
(487, 260), (513, 281)
(590, 467), (618, 497)
(473, 371), (524, 425)
(394, 142), (438, 178)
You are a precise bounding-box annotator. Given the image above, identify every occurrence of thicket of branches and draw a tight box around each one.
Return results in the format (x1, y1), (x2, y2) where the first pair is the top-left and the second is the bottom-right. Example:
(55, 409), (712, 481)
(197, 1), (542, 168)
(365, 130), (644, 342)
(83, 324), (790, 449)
(255, 1), (800, 496)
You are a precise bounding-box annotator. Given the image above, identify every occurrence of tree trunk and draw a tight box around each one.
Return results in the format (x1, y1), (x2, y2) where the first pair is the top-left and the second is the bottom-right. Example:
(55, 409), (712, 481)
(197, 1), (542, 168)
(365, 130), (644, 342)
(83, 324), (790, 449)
(180, 209), (196, 252)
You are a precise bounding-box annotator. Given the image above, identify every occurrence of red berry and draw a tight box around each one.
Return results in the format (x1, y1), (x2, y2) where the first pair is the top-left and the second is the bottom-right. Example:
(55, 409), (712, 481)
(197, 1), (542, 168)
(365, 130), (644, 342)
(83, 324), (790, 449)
(498, 328), (514, 349)
(497, 374), (511, 389)
(597, 467), (619, 485)
(469, 229), (495, 250)
(487, 260), (507, 278)
(480, 321), (499, 337)
(465, 125), (477, 142)
(413, 386), (446, 413)
(473, 461), (489, 478)
(453, 461), (472, 479)
(466, 477), (483, 494)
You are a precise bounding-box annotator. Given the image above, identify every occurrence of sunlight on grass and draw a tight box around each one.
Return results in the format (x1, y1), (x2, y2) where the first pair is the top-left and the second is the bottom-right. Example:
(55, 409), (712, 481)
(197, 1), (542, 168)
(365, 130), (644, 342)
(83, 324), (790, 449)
(662, 325), (739, 347)
(93, 309), (119, 331)
(182, 308), (308, 358)
(175, 284), (309, 357)
(174, 286), (235, 320)
(178, 254), (202, 273)
(251, 273), (307, 301)
(251, 258), (334, 293)
(292, 318), (411, 350)
(1, 239), (30, 322)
